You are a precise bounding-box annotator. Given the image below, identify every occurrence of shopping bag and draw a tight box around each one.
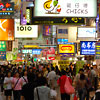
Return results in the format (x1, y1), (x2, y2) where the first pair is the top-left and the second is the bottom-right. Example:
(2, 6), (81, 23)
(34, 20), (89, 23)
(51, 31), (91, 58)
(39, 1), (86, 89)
(74, 94), (77, 100)
(64, 77), (75, 95)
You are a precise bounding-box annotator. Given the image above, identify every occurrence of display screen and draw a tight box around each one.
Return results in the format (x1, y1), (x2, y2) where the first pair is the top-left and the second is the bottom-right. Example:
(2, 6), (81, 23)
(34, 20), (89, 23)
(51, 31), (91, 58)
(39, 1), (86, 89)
(78, 27), (96, 38)
(34, 0), (97, 17)
(80, 41), (96, 55)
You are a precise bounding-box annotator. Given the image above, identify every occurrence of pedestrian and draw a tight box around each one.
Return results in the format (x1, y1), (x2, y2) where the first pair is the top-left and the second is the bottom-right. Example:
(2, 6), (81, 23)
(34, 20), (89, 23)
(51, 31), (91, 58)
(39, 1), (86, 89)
(3, 72), (13, 100)
(57, 70), (72, 100)
(76, 73), (87, 100)
(34, 76), (58, 100)
(12, 72), (23, 100)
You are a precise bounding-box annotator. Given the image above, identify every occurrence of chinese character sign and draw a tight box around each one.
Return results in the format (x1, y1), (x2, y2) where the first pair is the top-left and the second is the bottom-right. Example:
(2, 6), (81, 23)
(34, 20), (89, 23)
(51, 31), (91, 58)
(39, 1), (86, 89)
(80, 41), (96, 55)
(0, 51), (6, 60)
(34, 0), (97, 17)
(32, 49), (42, 55)
(0, 2), (14, 18)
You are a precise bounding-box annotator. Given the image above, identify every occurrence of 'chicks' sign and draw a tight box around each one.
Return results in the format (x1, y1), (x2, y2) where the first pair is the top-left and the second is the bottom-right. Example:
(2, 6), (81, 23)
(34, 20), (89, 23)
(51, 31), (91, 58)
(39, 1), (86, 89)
(34, 0), (97, 17)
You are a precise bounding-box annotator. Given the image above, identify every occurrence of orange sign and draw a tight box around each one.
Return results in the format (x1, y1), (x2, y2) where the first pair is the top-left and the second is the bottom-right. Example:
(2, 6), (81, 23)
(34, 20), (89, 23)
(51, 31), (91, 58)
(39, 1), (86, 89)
(0, 19), (14, 41)
(59, 44), (75, 54)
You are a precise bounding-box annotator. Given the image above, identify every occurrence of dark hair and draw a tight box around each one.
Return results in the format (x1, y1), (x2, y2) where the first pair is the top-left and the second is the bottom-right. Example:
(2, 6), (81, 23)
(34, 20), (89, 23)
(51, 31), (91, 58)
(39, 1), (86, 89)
(37, 77), (47, 86)
(61, 69), (66, 75)
(79, 69), (84, 72)
(80, 74), (85, 80)
(51, 67), (55, 71)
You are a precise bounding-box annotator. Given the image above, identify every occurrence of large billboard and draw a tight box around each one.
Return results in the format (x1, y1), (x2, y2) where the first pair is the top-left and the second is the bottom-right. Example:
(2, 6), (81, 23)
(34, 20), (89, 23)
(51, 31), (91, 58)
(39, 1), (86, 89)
(0, 19), (14, 41)
(80, 41), (96, 55)
(34, 0), (97, 17)
(59, 44), (75, 54)
(15, 19), (38, 38)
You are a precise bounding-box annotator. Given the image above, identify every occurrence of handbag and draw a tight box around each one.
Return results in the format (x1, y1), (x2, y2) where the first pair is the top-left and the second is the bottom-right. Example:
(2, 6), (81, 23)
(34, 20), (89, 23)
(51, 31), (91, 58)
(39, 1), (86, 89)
(64, 77), (75, 95)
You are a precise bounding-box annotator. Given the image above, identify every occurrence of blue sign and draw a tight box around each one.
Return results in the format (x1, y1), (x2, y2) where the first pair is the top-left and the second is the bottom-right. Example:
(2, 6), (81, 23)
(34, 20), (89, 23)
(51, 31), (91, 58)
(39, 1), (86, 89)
(32, 49), (42, 55)
(57, 39), (68, 44)
(0, 51), (6, 60)
(80, 41), (96, 55)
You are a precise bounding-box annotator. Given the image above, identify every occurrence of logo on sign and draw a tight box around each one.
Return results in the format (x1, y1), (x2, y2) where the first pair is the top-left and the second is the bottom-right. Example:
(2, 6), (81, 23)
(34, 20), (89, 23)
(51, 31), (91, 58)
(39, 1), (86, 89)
(61, 46), (72, 51)
(17, 26), (32, 31)
(0, 19), (7, 32)
(43, 0), (61, 14)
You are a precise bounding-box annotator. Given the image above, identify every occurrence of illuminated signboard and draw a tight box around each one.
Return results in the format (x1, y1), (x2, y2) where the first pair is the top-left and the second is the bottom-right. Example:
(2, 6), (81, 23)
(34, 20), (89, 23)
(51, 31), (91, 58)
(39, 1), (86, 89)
(32, 17), (85, 25)
(0, 2), (14, 18)
(15, 19), (38, 38)
(57, 39), (68, 44)
(78, 27), (96, 38)
(6, 41), (12, 51)
(22, 49), (32, 54)
(26, 8), (31, 24)
(59, 44), (75, 56)
(0, 51), (6, 60)
(80, 41), (96, 55)
(43, 25), (51, 36)
(32, 49), (42, 55)
(0, 19), (14, 41)
(0, 41), (6, 51)
(34, 0), (97, 17)
(95, 42), (100, 59)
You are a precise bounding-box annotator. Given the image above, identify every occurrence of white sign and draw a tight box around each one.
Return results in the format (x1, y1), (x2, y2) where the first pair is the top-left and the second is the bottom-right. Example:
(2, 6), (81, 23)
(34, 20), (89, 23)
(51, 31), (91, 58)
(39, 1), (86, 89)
(34, 0), (97, 17)
(15, 19), (38, 38)
(78, 27), (96, 38)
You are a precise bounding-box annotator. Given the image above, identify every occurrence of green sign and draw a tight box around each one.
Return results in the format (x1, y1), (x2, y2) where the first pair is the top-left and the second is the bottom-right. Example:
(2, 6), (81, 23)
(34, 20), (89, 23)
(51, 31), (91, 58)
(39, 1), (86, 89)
(0, 41), (6, 51)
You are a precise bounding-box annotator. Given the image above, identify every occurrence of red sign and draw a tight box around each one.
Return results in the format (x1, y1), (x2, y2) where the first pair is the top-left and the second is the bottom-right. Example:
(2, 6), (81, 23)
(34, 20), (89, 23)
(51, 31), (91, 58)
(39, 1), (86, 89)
(61, 46), (72, 51)
(48, 57), (55, 60)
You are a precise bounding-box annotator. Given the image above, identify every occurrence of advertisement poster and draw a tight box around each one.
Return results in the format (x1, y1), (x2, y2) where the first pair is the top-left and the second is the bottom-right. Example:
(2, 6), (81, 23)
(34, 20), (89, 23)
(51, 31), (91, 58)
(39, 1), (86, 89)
(0, 41), (6, 51)
(15, 19), (38, 38)
(43, 25), (51, 36)
(59, 44), (75, 54)
(80, 41), (96, 55)
(34, 0), (97, 17)
(0, 19), (14, 41)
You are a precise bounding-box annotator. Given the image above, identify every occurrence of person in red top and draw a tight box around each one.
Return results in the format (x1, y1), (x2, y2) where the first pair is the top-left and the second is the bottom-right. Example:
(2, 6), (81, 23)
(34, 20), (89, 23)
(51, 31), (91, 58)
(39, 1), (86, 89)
(57, 70), (72, 100)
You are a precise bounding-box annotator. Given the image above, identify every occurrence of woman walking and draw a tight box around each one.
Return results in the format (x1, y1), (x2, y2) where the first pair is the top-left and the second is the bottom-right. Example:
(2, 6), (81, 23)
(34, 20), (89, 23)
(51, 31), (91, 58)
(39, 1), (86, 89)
(4, 72), (13, 100)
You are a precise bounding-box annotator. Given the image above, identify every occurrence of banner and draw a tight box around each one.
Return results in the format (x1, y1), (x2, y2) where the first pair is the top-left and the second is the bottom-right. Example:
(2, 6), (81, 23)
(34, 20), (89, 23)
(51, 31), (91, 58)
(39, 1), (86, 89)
(95, 42), (100, 59)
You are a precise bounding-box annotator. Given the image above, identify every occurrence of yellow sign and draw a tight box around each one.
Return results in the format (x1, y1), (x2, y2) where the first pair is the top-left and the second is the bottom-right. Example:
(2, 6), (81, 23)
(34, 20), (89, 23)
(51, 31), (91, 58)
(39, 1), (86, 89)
(59, 44), (75, 54)
(24, 45), (39, 48)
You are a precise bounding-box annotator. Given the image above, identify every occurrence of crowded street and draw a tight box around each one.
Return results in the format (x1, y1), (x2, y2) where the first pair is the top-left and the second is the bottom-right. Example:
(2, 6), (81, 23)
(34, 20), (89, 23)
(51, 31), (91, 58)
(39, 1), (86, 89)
(0, 0), (99, 100)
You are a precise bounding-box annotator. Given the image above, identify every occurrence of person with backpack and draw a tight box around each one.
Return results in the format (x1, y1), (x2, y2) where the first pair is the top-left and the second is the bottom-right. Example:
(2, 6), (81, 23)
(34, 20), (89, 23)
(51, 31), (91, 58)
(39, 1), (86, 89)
(12, 72), (23, 100)
(57, 70), (72, 100)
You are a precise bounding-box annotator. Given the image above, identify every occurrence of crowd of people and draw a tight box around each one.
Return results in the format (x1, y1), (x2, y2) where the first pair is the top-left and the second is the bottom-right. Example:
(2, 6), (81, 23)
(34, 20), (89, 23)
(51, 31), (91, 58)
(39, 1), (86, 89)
(0, 63), (99, 100)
